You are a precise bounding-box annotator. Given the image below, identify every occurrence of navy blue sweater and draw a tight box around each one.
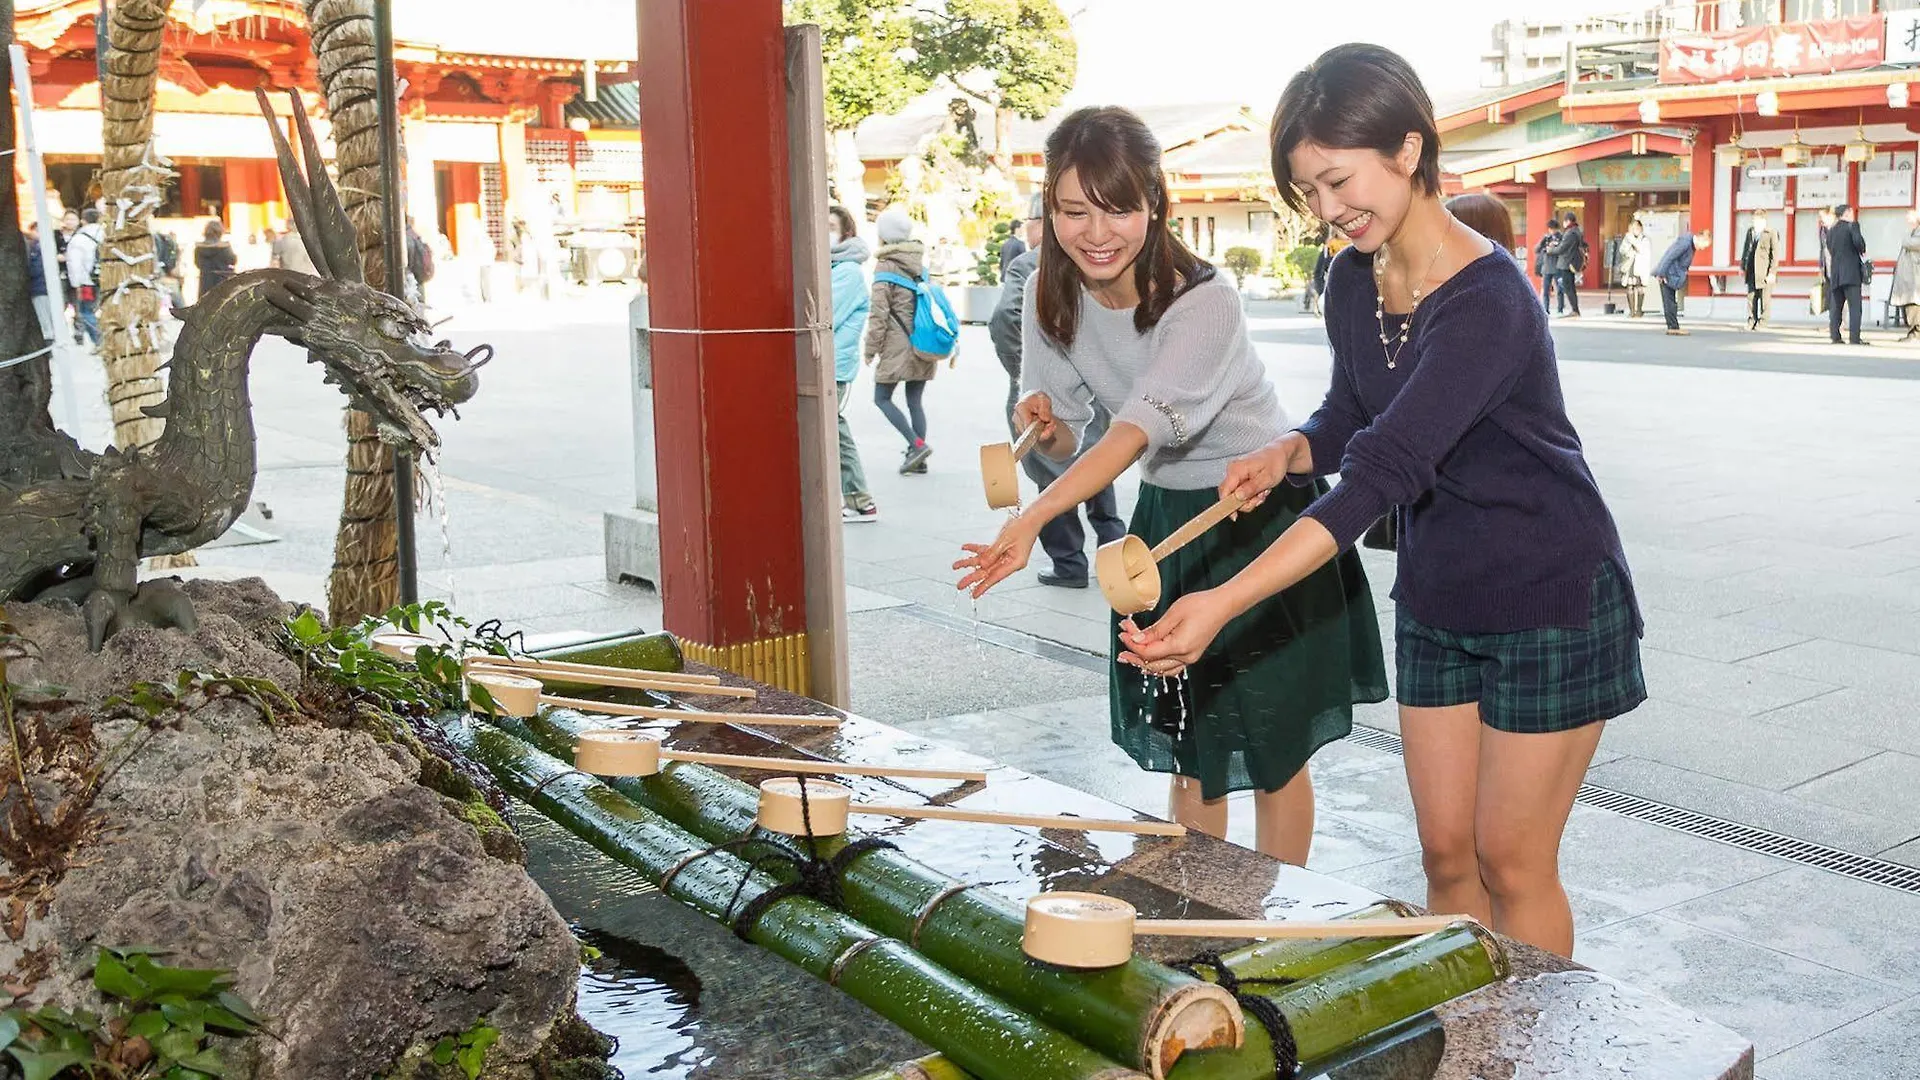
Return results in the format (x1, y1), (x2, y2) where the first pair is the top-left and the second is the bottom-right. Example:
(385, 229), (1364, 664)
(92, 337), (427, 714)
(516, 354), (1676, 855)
(1297, 248), (1638, 634)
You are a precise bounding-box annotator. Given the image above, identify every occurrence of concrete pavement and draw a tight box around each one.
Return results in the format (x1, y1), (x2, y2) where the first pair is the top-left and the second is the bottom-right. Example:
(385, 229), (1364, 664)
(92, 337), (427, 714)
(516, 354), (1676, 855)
(108, 283), (1920, 1077)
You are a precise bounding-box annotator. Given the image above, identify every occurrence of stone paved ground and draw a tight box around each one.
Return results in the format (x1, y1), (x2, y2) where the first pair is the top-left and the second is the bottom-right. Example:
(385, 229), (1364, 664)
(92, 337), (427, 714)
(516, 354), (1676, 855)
(79, 282), (1920, 1077)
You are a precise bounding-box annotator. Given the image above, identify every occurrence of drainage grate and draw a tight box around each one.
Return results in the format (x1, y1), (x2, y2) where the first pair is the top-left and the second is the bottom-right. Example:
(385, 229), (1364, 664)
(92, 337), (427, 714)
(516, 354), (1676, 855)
(1343, 726), (1920, 894)
(898, 603), (1920, 896)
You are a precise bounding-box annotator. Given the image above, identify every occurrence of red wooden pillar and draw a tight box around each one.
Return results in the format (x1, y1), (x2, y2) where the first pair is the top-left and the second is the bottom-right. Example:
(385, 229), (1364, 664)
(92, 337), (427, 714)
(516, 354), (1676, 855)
(1525, 181), (1551, 290)
(637, 0), (811, 690)
(1581, 190), (1605, 290)
(1688, 131), (1716, 296)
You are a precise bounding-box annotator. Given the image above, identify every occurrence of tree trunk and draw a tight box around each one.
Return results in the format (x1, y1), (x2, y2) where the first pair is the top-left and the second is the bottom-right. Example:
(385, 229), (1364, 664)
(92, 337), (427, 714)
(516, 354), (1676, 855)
(306, 0), (399, 625)
(96, 0), (171, 454)
(0, 0), (81, 487)
(831, 128), (869, 220)
(992, 106), (1014, 178)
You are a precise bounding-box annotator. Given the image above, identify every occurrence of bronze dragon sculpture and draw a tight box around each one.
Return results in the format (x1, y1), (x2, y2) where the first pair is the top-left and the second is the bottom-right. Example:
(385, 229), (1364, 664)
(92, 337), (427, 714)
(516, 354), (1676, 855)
(0, 89), (489, 648)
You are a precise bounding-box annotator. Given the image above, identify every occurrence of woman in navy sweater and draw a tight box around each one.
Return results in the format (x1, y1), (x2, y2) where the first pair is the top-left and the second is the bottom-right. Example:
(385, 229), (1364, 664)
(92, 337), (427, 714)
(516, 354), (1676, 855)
(1124, 43), (1644, 958)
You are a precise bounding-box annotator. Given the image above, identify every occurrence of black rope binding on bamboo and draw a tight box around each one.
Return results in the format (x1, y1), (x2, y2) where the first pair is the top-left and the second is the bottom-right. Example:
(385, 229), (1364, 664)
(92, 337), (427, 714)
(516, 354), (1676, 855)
(1171, 951), (1301, 1078)
(656, 774), (896, 941)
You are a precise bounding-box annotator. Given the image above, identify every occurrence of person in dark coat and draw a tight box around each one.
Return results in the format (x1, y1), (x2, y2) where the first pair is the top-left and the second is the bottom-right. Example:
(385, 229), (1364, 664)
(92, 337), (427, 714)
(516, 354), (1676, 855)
(1825, 203), (1869, 345)
(24, 223), (54, 343)
(986, 193), (1125, 588)
(1534, 218), (1562, 311)
(997, 221), (1026, 282)
(193, 219), (237, 299)
(1653, 227), (1709, 335)
(1553, 212), (1584, 317)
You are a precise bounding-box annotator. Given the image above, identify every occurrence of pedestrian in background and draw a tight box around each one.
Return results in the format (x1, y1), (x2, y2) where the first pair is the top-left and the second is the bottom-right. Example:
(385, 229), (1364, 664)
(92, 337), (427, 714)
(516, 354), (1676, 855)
(271, 217), (317, 276)
(1553, 212), (1584, 318)
(24, 222), (54, 342)
(1654, 226), (1708, 336)
(865, 207), (937, 475)
(1888, 209), (1920, 342)
(1615, 218), (1652, 319)
(65, 208), (103, 348)
(828, 205), (878, 522)
(987, 193), (1125, 588)
(194, 219), (236, 300)
(1740, 210), (1779, 330)
(1825, 203), (1868, 346)
(997, 215), (1027, 281)
(1534, 218), (1561, 311)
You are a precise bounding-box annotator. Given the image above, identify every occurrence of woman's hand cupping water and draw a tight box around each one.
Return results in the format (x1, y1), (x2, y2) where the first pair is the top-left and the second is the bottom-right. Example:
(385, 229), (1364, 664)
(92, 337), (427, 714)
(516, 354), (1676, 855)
(955, 512), (1041, 599)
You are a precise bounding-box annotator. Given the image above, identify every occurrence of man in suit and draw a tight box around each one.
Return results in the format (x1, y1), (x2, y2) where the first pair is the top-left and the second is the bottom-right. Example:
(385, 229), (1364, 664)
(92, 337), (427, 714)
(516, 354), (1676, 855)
(988, 194), (1125, 588)
(1653, 227), (1710, 335)
(1825, 203), (1870, 345)
(1740, 210), (1780, 330)
(1554, 212), (1584, 317)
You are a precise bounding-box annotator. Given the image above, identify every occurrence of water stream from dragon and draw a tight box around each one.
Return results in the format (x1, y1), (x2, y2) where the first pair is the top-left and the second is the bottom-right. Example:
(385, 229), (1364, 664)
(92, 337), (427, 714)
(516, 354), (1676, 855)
(415, 454), (458, 610)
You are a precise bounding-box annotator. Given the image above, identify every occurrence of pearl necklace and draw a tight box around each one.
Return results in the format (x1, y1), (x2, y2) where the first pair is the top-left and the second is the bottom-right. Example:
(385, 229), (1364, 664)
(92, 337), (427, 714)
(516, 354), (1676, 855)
(1373, 215), (1455, 370)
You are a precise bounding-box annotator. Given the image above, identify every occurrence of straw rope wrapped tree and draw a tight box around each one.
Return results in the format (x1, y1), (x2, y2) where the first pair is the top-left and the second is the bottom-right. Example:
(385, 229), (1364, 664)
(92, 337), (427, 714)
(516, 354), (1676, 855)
(96, 0), (174, 457)
(305, 0), (404, 625)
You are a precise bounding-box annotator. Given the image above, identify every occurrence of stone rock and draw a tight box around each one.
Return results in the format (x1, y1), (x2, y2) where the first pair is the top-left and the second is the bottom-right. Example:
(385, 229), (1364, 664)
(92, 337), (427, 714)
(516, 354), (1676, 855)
(0, 579), (589, 1079)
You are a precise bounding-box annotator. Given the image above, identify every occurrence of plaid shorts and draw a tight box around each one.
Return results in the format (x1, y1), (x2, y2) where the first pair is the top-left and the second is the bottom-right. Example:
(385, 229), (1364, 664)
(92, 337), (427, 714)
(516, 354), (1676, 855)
(1395, 560), (1646, 734)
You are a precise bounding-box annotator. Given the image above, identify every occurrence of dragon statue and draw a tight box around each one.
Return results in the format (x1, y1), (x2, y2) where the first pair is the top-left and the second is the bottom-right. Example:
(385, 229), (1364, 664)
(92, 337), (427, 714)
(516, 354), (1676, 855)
(0, 89), (490, 648)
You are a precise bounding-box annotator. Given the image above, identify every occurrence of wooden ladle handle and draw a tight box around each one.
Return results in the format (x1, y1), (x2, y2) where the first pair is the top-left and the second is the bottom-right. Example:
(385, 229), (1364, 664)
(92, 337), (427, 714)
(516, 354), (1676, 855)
(1131, 915), (1468, 939)
(1010, 420), (1045, 462)
(1148, 495), (1244, 562)
(855, 803), (1186, 836)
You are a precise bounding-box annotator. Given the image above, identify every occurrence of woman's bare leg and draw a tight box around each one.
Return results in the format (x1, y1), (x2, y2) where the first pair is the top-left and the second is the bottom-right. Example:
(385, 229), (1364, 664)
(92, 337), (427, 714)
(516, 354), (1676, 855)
(1252, 767), (1315, 864)
(1400, 703), (1493, 925)
(1473, 722), (1605, 957)
(1169, 774), (1227, 839)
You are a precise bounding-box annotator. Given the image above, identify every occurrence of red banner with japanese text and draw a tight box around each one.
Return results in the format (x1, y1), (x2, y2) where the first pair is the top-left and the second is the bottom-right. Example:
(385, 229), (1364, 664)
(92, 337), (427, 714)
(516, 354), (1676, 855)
(1659, 17), (1885, 84)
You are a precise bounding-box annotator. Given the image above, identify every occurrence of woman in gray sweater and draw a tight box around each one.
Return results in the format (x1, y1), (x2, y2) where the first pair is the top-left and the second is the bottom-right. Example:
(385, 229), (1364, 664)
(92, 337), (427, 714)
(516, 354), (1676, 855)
(956, 106), (1387, 863)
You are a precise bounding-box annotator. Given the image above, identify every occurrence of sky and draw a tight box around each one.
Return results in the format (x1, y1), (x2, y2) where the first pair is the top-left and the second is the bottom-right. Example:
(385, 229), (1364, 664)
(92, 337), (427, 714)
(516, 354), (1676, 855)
(1061, 0), (1584, 110)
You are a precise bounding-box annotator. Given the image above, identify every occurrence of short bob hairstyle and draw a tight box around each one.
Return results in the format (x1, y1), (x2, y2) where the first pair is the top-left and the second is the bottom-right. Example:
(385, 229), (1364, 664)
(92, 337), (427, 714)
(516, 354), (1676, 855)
(1445, 193), (1514, 253)
(1269, 44), (1441, 214)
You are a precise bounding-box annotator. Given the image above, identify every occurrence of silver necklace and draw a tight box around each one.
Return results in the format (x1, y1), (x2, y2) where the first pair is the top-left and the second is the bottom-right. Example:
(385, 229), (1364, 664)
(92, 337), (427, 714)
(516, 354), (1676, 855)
(1374, 215), (1455, 370)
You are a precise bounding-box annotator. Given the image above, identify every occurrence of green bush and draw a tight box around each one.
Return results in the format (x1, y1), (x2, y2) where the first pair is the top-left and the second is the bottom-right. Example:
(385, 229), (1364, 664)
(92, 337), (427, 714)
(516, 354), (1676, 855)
(974, 219), (1014, 286)
(1223, 246), (1263, 286)
(1285, 243), (1320, 282)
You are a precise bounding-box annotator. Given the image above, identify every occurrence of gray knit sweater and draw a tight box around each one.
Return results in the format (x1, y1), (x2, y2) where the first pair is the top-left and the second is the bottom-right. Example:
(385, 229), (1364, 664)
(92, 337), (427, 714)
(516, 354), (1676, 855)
(1018, 272), (1286, 488)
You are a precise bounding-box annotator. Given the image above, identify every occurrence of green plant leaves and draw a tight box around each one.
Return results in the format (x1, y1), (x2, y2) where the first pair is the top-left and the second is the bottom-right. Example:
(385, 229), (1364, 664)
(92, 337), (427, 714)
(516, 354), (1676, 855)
(8, 1047), (89, 1080)
(7, 948), (266, 1078)
(92, 952), (145, 1002)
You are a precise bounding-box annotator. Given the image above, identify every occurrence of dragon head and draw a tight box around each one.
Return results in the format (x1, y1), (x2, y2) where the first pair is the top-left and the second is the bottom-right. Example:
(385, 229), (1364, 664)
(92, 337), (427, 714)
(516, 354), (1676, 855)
(267, 275), (487, 455)
(251, 86), (489, 456)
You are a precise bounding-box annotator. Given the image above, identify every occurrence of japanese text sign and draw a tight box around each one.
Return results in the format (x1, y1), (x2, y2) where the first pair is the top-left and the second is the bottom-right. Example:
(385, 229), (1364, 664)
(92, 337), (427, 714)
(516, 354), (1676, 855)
(1660, 17), (1885, 84)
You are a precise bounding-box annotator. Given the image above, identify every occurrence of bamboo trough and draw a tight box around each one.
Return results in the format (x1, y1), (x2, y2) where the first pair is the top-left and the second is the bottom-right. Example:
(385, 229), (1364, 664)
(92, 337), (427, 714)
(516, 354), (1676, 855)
(493, 709), (1508, 1078)
(451, 720), (1151, 1080)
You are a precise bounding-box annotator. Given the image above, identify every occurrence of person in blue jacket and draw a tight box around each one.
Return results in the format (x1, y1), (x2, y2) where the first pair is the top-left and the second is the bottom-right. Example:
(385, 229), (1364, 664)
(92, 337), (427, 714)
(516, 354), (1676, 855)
(829, 206), (878, 522)
(1653, 227), (1710, 336)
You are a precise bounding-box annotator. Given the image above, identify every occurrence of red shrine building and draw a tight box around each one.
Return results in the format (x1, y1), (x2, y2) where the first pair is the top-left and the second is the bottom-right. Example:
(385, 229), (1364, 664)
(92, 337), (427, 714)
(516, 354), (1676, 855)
(1449, 1), (1920, 300)
(10, 0), (636, 264)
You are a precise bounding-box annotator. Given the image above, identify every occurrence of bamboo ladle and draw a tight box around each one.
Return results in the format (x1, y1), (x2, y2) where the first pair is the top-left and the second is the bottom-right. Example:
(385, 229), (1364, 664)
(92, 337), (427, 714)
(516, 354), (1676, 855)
(1095, 495), (1244, 615)
(756, 777), (1186, 839)
(980, 420), (1045, 510)
(463, 654), (757, 700)
(1022, 892), (1472, 969)
(572, 729), (988, 783)
(467, 670), (842, 728)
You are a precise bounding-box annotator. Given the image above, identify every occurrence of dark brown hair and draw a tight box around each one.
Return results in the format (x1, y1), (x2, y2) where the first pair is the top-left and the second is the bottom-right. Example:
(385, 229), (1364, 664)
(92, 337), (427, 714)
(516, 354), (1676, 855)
(1035, 106), (1215, 349)
(1269, 44), (1441, 213)
(1446, 193), (1514, 253)
(827, 205), (857, 240)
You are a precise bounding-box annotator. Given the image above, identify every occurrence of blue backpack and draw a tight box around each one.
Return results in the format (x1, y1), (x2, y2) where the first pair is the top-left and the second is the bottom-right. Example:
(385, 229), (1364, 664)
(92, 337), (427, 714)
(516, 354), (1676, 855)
(873, 269), (960, 359)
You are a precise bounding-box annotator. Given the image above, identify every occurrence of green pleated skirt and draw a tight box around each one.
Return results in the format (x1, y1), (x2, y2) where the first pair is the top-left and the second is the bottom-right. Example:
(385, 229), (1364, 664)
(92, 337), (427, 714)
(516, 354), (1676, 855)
(1110, 480), (1390, 800)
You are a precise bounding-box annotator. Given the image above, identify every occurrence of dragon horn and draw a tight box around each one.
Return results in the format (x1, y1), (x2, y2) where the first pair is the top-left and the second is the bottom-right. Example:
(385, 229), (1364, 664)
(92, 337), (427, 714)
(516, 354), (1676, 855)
(254, 87), (328, 280)
(286, 87), (366, 285)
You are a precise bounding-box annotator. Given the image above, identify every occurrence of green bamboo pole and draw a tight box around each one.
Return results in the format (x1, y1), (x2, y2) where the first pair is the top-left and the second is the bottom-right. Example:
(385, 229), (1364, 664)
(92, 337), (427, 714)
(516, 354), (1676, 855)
(827, 899), (1479, 1080)
(498, 710), (1242, 1077)
(1166, 924), (1507, 1079)
(532, 629), (686, 672)
(449, 720), (1145, 1080)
